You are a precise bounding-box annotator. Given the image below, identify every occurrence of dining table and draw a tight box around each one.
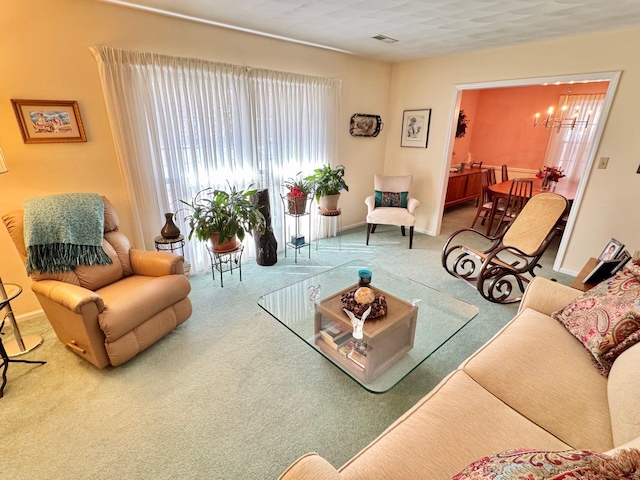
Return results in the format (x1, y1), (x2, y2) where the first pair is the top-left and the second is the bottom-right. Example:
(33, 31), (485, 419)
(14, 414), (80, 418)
(482, 177), (579, 235)
(488, 177), (579, 201)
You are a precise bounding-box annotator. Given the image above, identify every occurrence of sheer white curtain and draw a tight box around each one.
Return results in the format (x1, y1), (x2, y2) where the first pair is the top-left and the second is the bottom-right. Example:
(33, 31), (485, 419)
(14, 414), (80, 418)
(543, 94), (605, 182)
(91, 46), (340, 273)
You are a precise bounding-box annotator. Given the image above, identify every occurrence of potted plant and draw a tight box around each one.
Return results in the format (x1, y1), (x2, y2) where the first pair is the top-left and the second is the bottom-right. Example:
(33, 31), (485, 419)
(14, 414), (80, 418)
(284, 173), (312, 215)
(179, 183), (266, 253)
(305, 163), (349, 211)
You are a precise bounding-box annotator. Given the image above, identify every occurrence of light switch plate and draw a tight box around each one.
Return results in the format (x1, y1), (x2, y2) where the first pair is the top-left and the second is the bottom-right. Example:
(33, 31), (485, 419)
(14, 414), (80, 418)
(598, 157), (609, 169)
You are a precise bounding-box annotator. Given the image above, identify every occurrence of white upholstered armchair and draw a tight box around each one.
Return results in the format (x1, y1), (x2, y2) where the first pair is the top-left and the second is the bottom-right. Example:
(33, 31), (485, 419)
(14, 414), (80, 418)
(365, 174), (420, 249)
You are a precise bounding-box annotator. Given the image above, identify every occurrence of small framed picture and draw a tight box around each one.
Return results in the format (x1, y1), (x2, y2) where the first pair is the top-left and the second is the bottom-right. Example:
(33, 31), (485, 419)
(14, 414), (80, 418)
(401, 109), (431, 148)
(11, 99), (87, 144)
(597, 238), (624, 261)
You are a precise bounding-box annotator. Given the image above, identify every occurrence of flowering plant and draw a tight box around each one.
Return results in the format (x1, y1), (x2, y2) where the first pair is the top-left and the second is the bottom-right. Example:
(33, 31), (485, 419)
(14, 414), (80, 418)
(284, 173), (312, 198)
(536, 165), (565, 183)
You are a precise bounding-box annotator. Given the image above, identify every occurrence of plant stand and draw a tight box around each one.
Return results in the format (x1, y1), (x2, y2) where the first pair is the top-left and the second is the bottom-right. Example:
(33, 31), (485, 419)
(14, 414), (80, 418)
(205, 244), (244, 287)
(280, 194), (311, 263)
(315, 207), (342, 251)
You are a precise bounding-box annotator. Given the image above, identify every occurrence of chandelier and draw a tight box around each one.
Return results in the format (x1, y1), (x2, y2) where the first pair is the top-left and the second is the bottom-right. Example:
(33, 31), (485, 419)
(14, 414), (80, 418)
(534, 87), (592, 132)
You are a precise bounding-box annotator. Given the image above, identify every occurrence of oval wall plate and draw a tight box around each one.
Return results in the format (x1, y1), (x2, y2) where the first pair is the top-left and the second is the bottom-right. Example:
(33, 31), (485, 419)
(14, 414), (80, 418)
(350, 113), (383, 137)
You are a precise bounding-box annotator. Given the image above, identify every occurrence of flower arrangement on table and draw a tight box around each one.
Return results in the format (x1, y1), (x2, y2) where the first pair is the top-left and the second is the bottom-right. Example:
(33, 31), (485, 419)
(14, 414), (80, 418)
(284, 173), (312, 214)
(536, 165), (566, 188)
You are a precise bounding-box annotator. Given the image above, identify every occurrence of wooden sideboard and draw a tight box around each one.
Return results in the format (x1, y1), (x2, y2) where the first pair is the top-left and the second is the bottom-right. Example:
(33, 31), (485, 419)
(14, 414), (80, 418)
(445, 168), (483, 208)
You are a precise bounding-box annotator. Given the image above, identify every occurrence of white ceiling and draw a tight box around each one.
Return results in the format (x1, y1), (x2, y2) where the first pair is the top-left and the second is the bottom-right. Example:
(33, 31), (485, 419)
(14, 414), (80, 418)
(99, 0), (640, 62)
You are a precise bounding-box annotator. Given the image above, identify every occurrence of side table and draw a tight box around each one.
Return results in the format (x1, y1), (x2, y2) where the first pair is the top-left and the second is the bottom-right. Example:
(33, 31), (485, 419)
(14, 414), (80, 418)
(315, 208), (342, 251)
(570, 257), (599, 292)
(1, 282), (44, 357)
(154, 234), (185, 256)
(206, 244), (244, 287)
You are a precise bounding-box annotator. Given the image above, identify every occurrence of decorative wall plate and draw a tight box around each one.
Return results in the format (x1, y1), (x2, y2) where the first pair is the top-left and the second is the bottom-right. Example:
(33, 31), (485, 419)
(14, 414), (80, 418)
(350, 113), (383, 137)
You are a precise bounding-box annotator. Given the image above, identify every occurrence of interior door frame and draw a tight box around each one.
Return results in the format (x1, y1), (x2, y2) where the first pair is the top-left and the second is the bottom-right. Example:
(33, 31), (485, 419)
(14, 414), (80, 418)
(437, 70), (621, 273)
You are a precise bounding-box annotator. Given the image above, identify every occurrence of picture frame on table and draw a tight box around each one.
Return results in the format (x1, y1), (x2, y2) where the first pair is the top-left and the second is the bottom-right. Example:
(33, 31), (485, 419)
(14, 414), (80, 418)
(11, 99), (87, 144)
(597, 238), (624, 262)
(401, 109), (431, 148)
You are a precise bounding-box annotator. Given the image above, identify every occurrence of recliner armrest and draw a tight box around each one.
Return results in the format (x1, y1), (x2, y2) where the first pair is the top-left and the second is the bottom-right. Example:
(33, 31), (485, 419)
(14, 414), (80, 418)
(130, 249), (185, 276)
(32, 280), (105, 314)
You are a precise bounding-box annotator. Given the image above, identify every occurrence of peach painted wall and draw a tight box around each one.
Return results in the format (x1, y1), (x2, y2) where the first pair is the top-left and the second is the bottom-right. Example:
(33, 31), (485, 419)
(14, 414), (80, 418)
(467, 83), (609, 171)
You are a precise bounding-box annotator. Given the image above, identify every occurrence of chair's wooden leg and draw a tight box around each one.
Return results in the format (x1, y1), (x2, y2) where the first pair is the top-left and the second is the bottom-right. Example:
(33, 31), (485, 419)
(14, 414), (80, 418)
(371, 224), (377, 233)
(401, 226), (406, 236)
(409, 227), (414, 249)
(366, 223), (372, 245)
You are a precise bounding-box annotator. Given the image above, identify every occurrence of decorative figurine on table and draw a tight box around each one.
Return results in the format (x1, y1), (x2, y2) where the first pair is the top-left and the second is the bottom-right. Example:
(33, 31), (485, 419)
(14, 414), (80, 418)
(342, 305), (372, 341)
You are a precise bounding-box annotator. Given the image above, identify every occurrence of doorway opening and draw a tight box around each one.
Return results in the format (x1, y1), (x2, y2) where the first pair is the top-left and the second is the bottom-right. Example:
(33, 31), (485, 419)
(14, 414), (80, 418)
(438, 71), (621, 272)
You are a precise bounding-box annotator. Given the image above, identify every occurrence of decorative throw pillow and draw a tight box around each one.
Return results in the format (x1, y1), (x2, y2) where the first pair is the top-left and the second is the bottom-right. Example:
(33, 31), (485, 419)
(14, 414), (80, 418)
(374, 190), (408, 208)
(552, 266), (640, 376)
(451, 448), (640, 480)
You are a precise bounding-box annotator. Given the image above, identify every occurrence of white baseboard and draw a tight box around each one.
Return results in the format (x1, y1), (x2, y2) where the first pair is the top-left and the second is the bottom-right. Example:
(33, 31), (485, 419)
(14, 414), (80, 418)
(14, 309), (45, 323)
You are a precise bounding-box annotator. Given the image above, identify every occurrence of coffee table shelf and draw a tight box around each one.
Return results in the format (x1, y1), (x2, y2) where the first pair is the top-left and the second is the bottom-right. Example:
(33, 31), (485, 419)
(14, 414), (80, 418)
(314, 284), (417, 384)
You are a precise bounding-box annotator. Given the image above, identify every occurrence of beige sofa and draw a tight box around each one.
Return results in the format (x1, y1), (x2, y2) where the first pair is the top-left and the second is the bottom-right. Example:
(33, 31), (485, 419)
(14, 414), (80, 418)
(280, 277), (640, 479)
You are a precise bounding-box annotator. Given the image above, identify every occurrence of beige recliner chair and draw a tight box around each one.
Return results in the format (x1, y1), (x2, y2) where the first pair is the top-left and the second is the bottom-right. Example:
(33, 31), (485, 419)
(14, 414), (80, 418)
(2, 196), (192, 368)
(365, 174), (421, 249)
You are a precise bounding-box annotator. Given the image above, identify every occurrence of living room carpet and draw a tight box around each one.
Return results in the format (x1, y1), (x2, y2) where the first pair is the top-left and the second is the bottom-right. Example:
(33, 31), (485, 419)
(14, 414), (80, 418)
(0, 205), (573, 479)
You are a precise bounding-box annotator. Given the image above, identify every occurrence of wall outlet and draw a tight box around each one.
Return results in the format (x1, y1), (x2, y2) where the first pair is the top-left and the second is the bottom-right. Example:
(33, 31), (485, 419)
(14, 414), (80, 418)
(598, 157), (609, 169)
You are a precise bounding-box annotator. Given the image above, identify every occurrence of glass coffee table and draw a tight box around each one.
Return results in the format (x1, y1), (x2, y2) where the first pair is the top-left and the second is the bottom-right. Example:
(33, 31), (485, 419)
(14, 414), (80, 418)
(257, 260), (479, 393)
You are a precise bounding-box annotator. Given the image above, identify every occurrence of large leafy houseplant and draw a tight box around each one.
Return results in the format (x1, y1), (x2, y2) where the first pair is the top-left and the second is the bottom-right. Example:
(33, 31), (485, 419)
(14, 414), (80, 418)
(179, 184), (266, 248)
(305, 164), (349, 202)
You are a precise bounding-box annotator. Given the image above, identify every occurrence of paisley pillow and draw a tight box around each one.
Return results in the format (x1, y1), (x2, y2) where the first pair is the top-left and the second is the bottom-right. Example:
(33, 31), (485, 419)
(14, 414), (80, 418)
(552, 266), (640, 376)
(451, 448), (640, 479)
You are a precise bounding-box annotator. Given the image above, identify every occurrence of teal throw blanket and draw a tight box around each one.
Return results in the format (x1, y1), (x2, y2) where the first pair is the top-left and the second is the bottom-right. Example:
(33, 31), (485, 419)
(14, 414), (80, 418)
(24, 193), (112, 275)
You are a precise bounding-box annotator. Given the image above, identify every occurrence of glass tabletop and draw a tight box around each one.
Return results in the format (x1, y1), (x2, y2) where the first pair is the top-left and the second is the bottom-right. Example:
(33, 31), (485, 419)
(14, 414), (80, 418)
(0, 283), (22, 306)
(257, 260), (478, 393)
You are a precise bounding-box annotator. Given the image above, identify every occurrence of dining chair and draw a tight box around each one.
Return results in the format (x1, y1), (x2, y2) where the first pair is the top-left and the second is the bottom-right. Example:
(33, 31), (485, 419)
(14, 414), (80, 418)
(493, 178), (533, 235)
(501, 164), (509, 182)
(442, 192), (568, 303)
(470, 170), (496, 232)
(487, 167), (497, 186)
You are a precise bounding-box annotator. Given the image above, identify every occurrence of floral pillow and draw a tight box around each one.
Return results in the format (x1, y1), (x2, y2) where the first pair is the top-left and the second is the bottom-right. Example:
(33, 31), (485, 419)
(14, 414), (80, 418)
(552, 265), (640, 376)
(374, 190), (408, 208)
(451, 448), (640, 479)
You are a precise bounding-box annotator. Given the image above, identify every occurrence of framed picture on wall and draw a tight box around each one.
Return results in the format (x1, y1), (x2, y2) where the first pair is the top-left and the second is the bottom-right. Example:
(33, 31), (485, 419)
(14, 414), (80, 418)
(401, 109), (431, 148)
(11, 99), (87, 144)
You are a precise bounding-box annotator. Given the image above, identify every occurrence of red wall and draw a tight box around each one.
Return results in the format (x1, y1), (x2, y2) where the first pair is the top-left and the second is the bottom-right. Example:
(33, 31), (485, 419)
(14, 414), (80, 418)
(454, 82), (609, 171)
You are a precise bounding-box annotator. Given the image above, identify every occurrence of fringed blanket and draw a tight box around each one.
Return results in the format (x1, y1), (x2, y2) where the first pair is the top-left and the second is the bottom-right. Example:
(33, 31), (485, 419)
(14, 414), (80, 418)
(24, 193), (112, 275)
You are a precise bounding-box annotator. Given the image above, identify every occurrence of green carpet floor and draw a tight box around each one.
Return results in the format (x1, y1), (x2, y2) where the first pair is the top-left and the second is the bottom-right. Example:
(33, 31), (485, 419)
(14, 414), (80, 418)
(1, 205), (572, 479)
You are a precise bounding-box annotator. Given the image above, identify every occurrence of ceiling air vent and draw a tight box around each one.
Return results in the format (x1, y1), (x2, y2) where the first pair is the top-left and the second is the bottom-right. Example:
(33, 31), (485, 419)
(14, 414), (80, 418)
(372, 35), (398, 44)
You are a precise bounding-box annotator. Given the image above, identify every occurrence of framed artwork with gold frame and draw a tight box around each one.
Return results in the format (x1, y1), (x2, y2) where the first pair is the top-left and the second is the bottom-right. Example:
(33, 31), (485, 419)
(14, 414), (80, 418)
(11, 99), (87, 144)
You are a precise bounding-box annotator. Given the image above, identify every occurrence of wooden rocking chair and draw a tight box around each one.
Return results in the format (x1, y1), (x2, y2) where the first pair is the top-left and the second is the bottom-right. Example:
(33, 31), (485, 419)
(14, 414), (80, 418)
(441, 192), (568, 304)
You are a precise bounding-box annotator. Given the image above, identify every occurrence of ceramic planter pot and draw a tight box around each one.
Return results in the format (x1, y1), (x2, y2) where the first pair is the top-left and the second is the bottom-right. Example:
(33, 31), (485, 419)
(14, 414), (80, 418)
(319, 193), (340, 211)
(210, 232), (240, 253)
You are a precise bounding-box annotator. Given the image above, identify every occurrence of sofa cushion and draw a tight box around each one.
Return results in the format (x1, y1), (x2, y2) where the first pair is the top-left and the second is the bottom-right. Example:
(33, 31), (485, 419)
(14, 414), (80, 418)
(552, 268), (640, 376)
(339, 370), (570, 480)
(608, 342), (640, 447)
(452, 448), (640, 480)
(461, 308), (613, 452)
